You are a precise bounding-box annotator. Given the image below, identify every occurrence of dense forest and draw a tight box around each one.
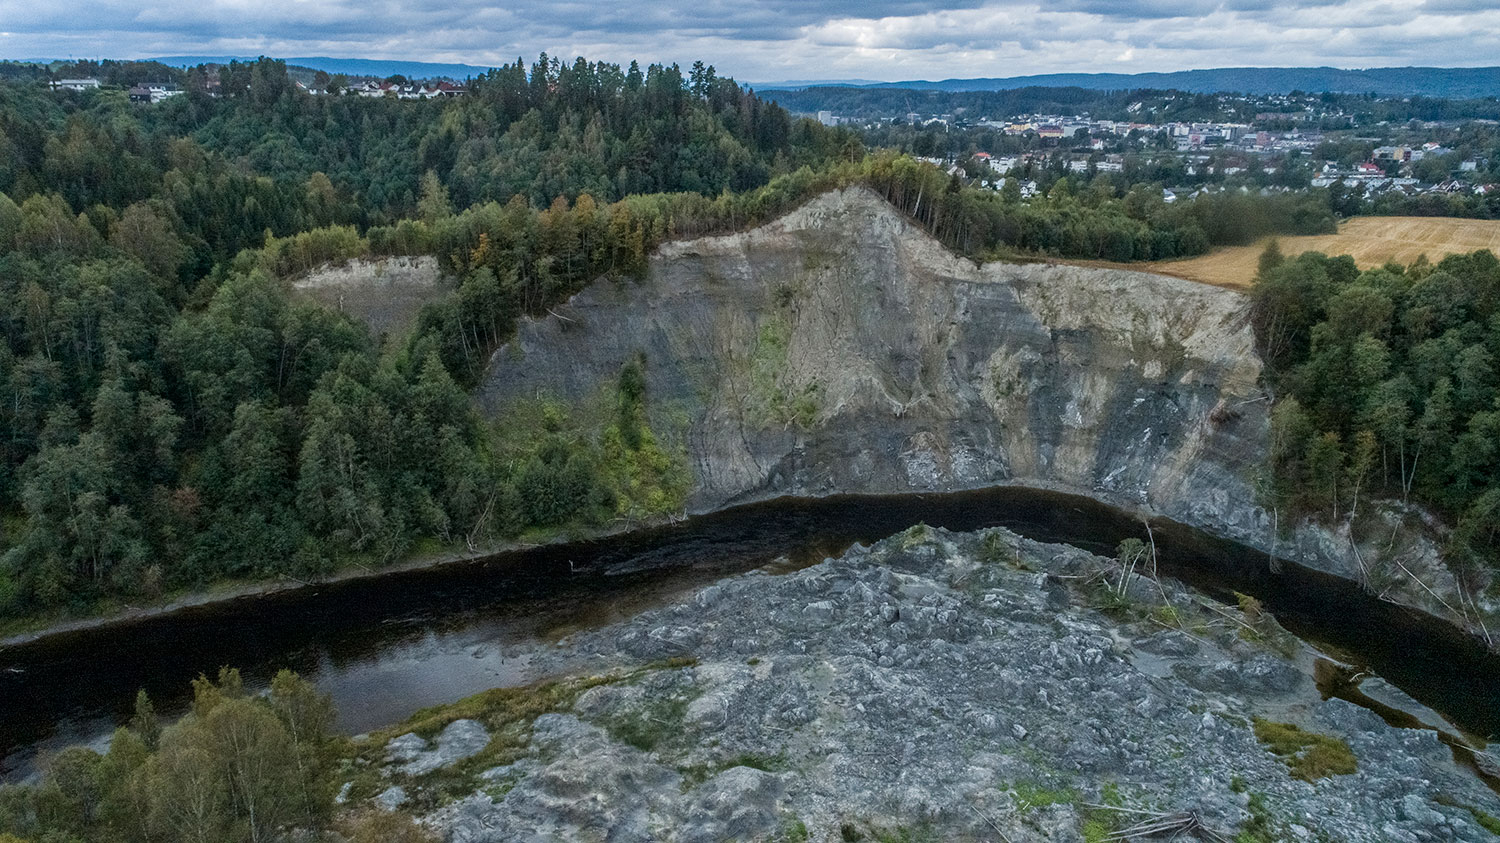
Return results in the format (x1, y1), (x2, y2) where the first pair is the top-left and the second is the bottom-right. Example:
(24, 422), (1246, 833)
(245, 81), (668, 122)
(0, 55), (839, 620)
(0, 56), (1347, 623)
(1252, 246), (1500, 590)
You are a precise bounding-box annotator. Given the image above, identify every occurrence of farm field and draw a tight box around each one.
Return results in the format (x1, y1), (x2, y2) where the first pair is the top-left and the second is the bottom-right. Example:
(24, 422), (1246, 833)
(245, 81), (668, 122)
(1131, 216), (1500, 289)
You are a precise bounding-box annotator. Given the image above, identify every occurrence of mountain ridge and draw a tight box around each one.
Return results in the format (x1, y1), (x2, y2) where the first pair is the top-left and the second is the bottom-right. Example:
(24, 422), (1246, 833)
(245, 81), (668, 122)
(752, 65), (1500, 98)
(144, 54), (497, 79)
(41, 57), (1500, 97)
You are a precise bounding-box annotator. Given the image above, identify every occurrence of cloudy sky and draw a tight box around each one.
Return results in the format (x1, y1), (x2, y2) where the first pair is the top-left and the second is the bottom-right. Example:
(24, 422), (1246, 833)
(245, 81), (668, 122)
(3, 0), (1498, 82)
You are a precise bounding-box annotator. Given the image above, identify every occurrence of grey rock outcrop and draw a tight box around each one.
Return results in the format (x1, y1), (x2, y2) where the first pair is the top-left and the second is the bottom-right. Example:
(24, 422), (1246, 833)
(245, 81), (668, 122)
(293, 255), (449, 338)
(481, 188), (1263, 530)
(477, 186), (1472, 621)
(411, 527), (1499, 842)
(387, 718), (492, 776)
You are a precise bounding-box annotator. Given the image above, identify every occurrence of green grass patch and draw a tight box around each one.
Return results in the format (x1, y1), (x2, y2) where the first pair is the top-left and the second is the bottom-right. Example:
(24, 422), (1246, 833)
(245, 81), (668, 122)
(1150, 604), (1182, 627)
(1078, 783), (1126, 843)
(1251, 717), (1358, 782)
(601, 678), (703, 754)
(775, 815), (810, 843)
(1235, 791), (1278, 843)
(895, 523), (934, 551)
(680, 751), (789, 789)
(979, 530), (1032, 569)
(1087, 581), (1143, 618)
(1011, 780), (1080, 813)
(746, 316), (822, 429)
(1082, 816), (1115, 843)
(341, 658), (695, 807)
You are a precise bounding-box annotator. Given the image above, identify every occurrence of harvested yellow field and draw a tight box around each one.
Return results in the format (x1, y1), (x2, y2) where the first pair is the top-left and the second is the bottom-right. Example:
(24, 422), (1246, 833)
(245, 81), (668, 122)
(1136, 216), (1500, 289)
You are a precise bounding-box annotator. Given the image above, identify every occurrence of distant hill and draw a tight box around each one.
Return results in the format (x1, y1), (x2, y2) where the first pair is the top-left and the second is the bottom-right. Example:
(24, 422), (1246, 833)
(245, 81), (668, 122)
(147, 55), (497, 80)
(747, 78), (883, 90)
(755, 66), (1500, 98)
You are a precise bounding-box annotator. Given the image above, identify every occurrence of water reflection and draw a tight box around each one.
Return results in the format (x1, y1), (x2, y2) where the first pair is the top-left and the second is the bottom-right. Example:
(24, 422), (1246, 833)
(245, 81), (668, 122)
(3, 487), (1496, 782)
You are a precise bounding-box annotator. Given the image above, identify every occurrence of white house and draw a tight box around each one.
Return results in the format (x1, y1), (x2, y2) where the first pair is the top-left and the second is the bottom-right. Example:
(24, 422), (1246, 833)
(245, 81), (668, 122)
(51, 78), (100, 92)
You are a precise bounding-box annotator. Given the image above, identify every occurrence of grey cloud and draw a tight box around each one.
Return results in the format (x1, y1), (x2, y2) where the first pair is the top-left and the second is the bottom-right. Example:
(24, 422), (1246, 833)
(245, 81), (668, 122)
(1420, 0), (1496, 10)
(1047, 0), (1287, 18)
(2, 0), (1497, 83)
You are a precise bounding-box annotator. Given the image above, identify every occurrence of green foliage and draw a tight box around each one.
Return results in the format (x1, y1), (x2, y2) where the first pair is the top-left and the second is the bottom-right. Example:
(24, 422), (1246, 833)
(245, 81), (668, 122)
(1082, 816), (1116, 843)
(489, 366), (689, 532)
(1235, 791), (1278, 843)
(130, 690), (160, 751)
(680, 751), (788, 788)
(0, 669), (334, 843)
(776, 816), (811, 843)
(895, 523), (934, 550)
(1258, 239), (1285, 275)
(1251, 717), (1359, 781)
(1253, 248), (1500, 568)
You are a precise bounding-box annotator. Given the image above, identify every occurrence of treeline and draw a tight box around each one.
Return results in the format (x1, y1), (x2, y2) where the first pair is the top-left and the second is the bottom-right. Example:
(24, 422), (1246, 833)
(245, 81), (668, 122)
(0, 51), (1341, 621)
(169, 55), (851, 216)
(0, 669), (428, 843)
(1, 56), (857, 229)
(1252, 247), (1500, 571)
(199, 150), (1339, 392)
(23, 59), (190, 89)
(270, 155), (1336, 381)
(1329, 183), (1500, 221)
(857, 154), (1333, 259)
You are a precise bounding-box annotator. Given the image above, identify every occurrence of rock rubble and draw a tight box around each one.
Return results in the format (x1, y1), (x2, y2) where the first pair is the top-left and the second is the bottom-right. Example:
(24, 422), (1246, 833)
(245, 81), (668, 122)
(359, 526), (1498, 841)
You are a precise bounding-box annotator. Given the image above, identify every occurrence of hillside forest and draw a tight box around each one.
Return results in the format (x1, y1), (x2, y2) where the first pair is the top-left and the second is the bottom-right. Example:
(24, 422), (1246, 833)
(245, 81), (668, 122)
(1253, 245), (1500, 598)
(0, 55), (1406, 624)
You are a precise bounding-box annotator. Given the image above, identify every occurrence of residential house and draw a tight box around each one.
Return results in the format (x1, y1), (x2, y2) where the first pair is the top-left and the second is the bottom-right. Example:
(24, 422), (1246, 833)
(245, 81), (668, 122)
(128, 83), (183, 104)
(50, 78), (100, 92)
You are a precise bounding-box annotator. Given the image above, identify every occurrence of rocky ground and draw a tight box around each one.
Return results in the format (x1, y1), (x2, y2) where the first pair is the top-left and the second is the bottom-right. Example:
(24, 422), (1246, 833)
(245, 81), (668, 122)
(338, 526), (1500, 842)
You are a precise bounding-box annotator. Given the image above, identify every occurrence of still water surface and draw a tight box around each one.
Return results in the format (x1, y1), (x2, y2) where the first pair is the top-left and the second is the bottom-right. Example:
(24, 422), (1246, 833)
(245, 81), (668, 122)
(3, 487), (1497, 781)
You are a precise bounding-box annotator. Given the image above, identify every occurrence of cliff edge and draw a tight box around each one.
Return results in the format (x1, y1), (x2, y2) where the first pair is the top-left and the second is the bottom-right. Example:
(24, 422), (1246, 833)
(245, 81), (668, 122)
(478, 186), (1476, 626)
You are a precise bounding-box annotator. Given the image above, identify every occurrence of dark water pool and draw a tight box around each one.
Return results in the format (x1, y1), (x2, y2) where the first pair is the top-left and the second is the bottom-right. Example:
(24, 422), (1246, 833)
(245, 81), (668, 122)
(3, 487), (1497, 781)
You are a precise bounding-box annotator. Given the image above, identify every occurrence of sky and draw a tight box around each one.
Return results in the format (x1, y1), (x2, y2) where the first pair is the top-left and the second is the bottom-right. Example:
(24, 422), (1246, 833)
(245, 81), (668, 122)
(3, 0), (1499, 83)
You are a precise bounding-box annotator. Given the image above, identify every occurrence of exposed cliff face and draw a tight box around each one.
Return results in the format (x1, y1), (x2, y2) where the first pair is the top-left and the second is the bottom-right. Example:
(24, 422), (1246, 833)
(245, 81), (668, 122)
(293, 255), (450, 339)
(477, 187), (1475, 623)
(482, 189), (1266, 529)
